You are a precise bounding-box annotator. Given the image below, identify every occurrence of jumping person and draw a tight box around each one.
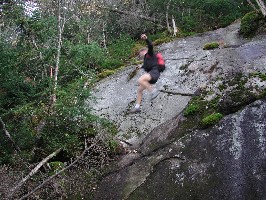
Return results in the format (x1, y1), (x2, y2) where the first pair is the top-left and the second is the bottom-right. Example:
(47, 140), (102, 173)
(130, 34), (164, 114)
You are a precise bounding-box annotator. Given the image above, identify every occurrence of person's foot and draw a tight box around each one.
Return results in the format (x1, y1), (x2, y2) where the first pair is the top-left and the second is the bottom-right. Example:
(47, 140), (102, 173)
(129, 107), (141, 114)
(150, 89), (159, 100)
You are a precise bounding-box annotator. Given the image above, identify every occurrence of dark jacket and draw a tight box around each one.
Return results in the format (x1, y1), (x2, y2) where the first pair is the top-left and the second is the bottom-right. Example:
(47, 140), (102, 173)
(141, 39), (159, 72)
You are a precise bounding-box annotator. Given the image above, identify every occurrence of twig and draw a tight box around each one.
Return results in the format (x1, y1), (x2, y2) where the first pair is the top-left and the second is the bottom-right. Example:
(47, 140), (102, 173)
(18, 141), (98, 200)
(9, 148), (62, 198)
(0, 117), (21, 152)
(159, 89), (195, 96)
(127, 66), (140, 81)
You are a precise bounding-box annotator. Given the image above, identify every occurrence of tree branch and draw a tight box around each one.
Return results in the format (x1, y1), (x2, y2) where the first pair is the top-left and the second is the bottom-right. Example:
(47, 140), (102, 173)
(96, 5), (163, 26)
(0, 117), (21, 152)
(18, 141), (98, 200)
(247, 0), (259, 12)
(8, 148), (62, 198)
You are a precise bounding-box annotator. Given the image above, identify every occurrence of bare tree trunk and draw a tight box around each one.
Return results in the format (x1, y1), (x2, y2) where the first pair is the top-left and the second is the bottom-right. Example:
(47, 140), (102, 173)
(166, 0), (172, 33)
(31, 36), (43, 60)
(256, 0), (266, 16)
(52, 0), (66, 104)
(172, 15), (178, 36)
(166, 12), (170, 33)
(8, 148), (62, 198)
(0, 117), (21, 152)
(102, 22), (107, 49)
(87, 26), (91, 44)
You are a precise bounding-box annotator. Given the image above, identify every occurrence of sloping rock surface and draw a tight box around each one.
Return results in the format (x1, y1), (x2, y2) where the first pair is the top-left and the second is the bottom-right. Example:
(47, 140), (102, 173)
(90, 22), (266, 148)
(92, 22), (266, 200)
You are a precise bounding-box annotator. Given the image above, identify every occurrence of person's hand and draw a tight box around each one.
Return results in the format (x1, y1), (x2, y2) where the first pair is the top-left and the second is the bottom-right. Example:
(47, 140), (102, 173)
(140, 34), (147, 40)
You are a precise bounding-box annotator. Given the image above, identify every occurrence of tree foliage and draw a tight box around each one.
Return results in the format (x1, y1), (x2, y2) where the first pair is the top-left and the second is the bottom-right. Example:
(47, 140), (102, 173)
(240, 11), (264, 37)
(0, 0), (257, 198)
(146, 0), (251, 32)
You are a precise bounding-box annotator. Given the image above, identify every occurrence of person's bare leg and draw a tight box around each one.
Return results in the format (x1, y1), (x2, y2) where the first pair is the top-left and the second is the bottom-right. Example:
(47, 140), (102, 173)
(138, 73), (158, 100)
(136, 84), (145, 105)
(138, 73), (153, 92)
(130, 73), (152, 113)
(130, 85), (144, 113)
(130, 72), (159, 113)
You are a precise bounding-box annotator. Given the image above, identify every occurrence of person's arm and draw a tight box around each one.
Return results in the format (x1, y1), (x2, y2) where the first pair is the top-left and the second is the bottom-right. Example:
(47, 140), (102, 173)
(141, 34), (154, 56)
(145, 39), (154, 56)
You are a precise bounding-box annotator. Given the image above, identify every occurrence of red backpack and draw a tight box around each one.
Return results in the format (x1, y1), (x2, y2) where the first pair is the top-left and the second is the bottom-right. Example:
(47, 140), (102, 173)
(156, 53), (165, 72)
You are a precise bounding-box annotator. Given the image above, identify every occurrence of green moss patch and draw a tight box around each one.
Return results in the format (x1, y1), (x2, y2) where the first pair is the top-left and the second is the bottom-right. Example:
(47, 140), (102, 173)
(203, 42), (219, 50)
(250, 72), (266, 81)
(98, 69), (116, 79)
(201, 113), (223, 128)
(184, 103), (200, 117)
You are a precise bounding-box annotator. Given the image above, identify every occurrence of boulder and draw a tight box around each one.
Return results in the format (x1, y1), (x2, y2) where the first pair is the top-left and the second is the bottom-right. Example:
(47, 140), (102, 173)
(94, 99), (266, 200)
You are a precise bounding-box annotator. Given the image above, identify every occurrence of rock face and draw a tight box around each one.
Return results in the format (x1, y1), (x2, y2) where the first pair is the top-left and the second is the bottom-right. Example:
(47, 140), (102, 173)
(94, 99), (266, 200)
(131, 100), (266, 200)
(92, 22), (266, 200)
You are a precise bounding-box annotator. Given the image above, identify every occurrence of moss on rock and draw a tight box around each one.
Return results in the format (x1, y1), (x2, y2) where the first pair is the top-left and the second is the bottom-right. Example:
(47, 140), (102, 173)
(201, 113), (223, 128)
(179, 72), (266, 132)
(203, 42), (219, 50)
(184, 103), (200, 117)
(98, 69), (116, 79)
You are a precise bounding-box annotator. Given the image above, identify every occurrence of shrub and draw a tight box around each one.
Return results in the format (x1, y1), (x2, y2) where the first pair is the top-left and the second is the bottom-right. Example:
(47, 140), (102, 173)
(101, 58), (123, 70)
(108, 139), (119, 152)
(201, 113), (223, 128)
(69, 43), (105, 69)
(203, 42), (219, 50)
(48, 161), (65, 175)
(99, 34), (135, 71)
(181, 15), (200, 32)
(107, 34), (135, 61)
(131, 42), (146, 57)
(153, 37), (173, 46)
(148, 31), (169, 42)
(240, 11), (263, 37)
(0, 78), (118, 164)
